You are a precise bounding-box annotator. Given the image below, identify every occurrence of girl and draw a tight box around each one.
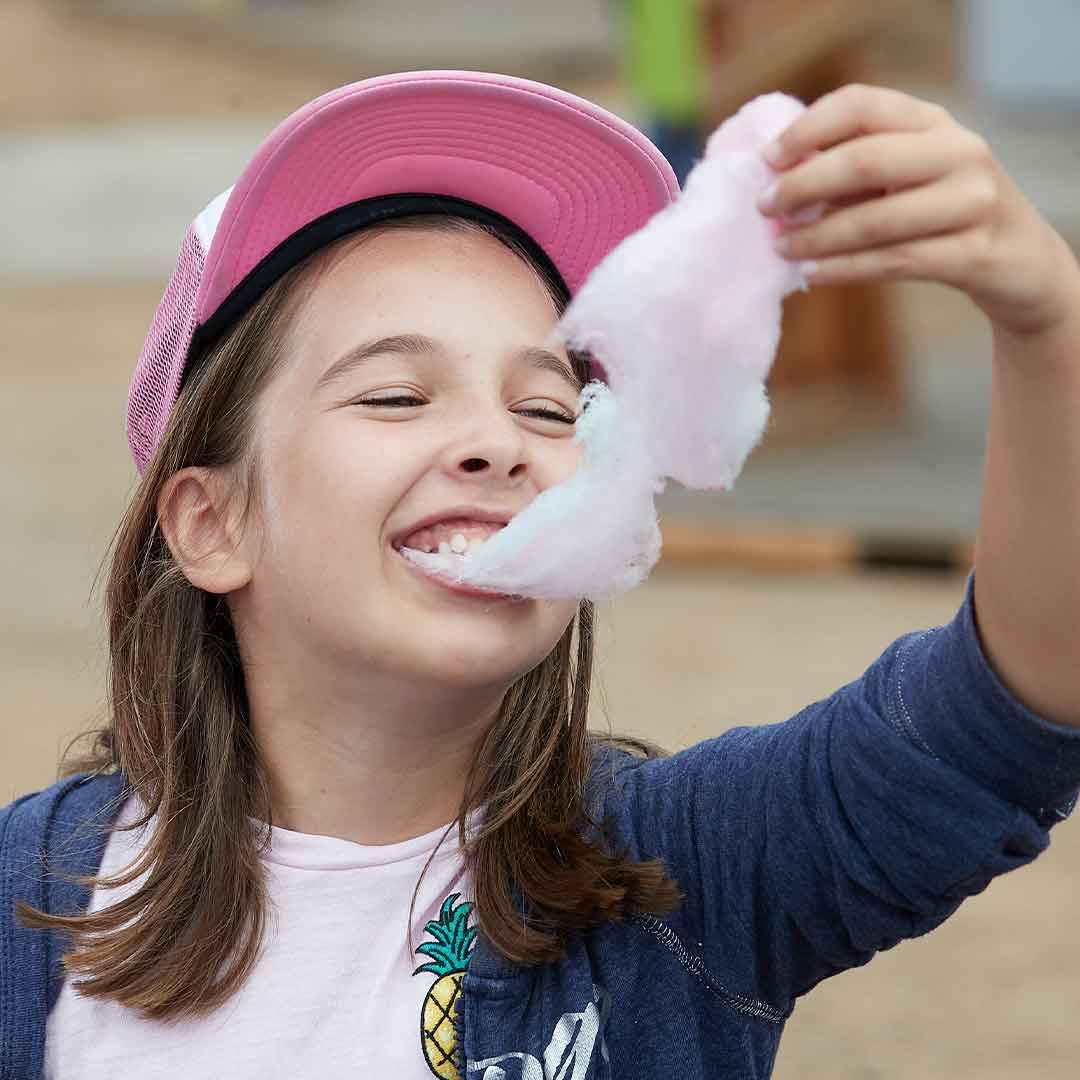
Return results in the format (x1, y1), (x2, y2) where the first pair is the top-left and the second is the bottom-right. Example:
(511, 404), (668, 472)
(4, 70), (1080, 1080)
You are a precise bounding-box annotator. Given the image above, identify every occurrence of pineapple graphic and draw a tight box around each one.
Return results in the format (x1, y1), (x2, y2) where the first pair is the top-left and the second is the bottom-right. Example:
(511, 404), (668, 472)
(413, 891), (477, 1079)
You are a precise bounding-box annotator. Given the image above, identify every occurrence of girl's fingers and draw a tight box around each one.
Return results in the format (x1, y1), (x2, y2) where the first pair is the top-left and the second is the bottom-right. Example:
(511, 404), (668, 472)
(803, 227), (994, 287)
(765, 83), (949, 169)
(817, 189), (889, 212)
(761, 127), (971, 220)
(775, 169), (996, 261)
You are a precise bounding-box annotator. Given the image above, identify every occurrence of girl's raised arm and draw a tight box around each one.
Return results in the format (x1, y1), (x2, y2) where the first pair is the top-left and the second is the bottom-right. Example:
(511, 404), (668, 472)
(606, 568), (1080, 1014)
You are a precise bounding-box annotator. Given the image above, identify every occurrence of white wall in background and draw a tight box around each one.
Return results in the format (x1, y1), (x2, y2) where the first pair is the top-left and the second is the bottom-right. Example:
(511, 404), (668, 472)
(965, 0), (1080, 105)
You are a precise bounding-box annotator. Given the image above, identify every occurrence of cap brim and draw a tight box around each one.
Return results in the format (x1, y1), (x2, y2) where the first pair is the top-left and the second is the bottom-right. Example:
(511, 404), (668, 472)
(195, 69), (680, 325)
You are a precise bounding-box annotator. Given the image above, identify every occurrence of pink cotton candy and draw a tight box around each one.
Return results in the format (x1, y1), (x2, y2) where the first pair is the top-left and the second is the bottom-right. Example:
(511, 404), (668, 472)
(401, 92), (819, 600)
(402, 382), (662, 599)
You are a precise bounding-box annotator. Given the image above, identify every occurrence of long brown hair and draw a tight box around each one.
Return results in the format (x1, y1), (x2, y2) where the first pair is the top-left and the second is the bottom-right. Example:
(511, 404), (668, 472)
(16, 213), (685, 1023)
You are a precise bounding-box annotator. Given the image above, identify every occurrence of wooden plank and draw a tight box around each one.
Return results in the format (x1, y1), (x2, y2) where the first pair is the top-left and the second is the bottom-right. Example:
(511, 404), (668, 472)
(659, 519), (860, 571)
(658, 517), (976, 573)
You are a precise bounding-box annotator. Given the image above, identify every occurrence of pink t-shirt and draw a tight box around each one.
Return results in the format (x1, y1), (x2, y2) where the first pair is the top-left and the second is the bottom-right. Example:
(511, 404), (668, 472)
(45, 792), (481, 1078)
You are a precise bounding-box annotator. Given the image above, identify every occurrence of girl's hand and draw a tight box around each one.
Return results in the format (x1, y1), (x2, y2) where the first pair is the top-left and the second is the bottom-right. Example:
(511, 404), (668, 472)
(757, 83), (1080, 341)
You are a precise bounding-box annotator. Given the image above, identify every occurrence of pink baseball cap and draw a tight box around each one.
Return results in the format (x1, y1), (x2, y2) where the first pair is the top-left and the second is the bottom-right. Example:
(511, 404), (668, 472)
(126, 69), (680, 475)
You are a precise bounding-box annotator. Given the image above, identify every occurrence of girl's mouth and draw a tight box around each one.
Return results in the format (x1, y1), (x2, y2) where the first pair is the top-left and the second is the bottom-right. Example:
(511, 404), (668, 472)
(391, 545), (522, 603)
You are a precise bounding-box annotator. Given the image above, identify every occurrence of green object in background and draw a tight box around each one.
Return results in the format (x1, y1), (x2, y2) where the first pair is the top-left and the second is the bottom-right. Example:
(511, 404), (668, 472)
(623, 0), (708, 123)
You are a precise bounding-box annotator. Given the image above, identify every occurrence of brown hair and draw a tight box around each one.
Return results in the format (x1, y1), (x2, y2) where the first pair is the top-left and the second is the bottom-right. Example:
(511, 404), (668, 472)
(16, 214), (685, 1023)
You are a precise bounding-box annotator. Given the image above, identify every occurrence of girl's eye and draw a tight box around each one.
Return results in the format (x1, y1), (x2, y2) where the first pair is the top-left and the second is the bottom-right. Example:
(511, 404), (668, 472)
(356, 395), (576, 425)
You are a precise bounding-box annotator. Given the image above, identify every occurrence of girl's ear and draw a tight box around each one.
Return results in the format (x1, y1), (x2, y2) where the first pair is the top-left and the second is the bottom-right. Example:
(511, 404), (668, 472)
(156, 466), (253, 595)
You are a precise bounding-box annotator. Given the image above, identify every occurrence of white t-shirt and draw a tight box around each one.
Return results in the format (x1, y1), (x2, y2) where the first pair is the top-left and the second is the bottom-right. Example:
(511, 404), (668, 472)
(45, 792), (482, 1078)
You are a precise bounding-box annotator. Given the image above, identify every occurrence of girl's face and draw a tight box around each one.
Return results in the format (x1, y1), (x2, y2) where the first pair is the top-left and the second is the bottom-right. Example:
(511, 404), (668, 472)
(240, 227), (585, 696)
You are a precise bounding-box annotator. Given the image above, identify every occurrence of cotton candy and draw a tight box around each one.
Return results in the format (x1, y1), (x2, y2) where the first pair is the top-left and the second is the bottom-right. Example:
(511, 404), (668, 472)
(401, 92), (821, 600)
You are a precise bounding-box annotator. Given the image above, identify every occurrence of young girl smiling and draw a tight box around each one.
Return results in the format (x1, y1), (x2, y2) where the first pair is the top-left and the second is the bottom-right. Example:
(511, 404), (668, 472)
(5, 70), (1080, 1080)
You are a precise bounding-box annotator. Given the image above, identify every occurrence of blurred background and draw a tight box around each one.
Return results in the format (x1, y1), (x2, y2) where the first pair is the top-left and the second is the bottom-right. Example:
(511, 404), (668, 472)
(3, 1), (1079, 1076)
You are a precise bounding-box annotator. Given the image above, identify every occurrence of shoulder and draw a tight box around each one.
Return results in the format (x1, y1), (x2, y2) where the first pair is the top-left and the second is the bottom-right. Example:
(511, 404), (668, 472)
(1, 770), (129, 871)
(0, 771), (130, 1040)
(585, 734), (657, 791)
(585, 732), (690, 824)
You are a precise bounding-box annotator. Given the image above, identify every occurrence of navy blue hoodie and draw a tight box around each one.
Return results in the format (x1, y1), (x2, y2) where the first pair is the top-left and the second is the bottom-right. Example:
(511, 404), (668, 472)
(4, 569), (1080, 1078)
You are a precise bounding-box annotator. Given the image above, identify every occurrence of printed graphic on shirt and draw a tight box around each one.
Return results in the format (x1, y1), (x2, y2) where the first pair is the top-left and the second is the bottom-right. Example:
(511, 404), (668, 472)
(413, 891), (478, 1079)
(468, 982), (613, 1080)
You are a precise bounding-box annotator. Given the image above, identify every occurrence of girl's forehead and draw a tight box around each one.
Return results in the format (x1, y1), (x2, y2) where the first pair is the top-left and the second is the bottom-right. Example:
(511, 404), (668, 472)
(315, 228), (547, 304)
(270, 226), (566, 398)
(322, 226), (511, 277)
(296, 244), (559, 346)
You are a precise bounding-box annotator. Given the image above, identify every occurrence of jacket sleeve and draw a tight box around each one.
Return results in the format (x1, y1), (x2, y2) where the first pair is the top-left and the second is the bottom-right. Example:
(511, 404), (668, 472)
(608, 568), (1080, 1015)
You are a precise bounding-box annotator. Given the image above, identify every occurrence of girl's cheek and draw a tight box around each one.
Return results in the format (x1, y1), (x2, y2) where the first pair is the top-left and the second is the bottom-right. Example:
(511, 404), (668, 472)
(549, 439), (585, 482)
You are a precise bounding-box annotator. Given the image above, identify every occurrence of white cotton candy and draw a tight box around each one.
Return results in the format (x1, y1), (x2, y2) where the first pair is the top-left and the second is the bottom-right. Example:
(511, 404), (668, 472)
(403, 92), (820, 601)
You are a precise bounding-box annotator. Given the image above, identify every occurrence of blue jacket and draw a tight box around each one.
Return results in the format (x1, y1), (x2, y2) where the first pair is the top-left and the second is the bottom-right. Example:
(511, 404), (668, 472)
(5, 569), (1080, 1079)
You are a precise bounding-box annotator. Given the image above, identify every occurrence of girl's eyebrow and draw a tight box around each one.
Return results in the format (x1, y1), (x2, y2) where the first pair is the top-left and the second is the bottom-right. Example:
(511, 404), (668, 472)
(313, 332), (579, 394)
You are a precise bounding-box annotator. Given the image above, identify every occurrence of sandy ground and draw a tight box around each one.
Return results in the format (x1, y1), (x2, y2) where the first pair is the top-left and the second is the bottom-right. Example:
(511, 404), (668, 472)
(3, 3), (1078, 1077)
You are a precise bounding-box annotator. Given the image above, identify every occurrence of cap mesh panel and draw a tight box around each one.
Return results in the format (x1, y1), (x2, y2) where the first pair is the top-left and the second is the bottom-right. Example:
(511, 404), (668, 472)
(126, 225), (205, 475)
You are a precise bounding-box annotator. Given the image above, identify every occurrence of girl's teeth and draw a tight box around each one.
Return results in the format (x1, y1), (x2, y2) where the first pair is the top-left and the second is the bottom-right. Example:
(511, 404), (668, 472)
(420, 532), (490, 557)
(401, 521), (503, 554)
(425, 531), (486, 557)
